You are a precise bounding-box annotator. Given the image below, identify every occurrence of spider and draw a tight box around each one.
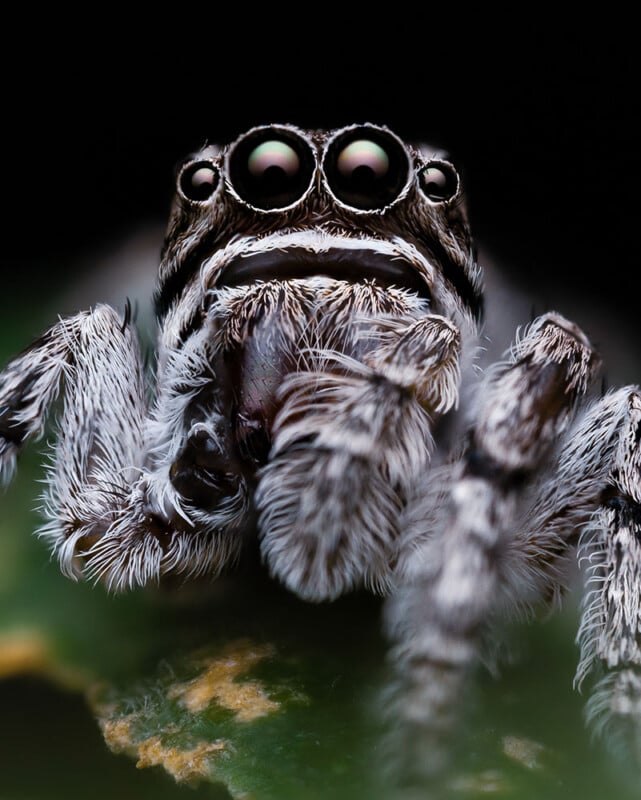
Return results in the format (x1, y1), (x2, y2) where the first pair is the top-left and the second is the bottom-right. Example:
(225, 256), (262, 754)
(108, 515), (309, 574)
(0, 123), (639, 787)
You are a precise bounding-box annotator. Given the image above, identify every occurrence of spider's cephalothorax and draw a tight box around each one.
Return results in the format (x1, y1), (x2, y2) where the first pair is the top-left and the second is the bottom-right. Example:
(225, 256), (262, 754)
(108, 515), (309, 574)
(1, 123), (639, 784)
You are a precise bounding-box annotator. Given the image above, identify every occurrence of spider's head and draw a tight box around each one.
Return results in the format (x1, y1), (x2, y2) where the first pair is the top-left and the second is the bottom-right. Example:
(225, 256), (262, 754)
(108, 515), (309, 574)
(155, 124), (483, 332)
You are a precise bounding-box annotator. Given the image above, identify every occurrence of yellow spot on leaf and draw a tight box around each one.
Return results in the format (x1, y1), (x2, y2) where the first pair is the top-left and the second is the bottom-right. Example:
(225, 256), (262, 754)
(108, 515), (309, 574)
(100, 716), (137, 753)
(100, 715), (225, 785)
(94, 639), (293, 792)
(168, 639), (280, 721)
(136, 736), (226, 783)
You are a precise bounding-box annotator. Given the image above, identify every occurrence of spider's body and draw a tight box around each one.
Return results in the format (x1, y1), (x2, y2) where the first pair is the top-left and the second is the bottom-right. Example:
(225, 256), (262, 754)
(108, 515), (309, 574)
(1, 123), (639, 784)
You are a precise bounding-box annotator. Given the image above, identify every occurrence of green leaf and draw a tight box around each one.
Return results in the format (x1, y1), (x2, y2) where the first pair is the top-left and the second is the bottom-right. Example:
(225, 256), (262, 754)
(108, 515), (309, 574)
(88, 595), (389, 800)
(0, 450), (388, 799)
(2, 431), (641, 800)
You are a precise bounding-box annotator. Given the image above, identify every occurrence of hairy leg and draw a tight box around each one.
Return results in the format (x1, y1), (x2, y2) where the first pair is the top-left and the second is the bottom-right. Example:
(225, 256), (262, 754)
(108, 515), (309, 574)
(256, 313), (462, 601)
(82, 311), (253, 590)
(0, 303), (251, 590)
(90, 280), (323, 588)
(0, 305), (137, 480)
(384, 313), (600, 786)
(575, 389), (641, 763)
(0, 305), (148, 579)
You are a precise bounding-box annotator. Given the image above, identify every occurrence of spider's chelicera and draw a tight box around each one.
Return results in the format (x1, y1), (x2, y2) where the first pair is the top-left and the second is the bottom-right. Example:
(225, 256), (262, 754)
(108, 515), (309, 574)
(1, 123), (639, 783)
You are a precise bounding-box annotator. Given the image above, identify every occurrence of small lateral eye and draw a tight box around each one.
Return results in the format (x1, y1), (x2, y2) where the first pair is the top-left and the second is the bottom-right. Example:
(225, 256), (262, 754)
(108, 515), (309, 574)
(179, 161), (219, 202)
(419, 162), (459, 201)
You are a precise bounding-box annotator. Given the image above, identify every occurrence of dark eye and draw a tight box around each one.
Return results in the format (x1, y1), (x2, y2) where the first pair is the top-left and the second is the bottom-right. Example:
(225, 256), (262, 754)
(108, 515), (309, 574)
(419, 162), (459, 201)
(323, 126), (410, 211)
(228, 128), (315, 210)
(179, 161), (219, 202)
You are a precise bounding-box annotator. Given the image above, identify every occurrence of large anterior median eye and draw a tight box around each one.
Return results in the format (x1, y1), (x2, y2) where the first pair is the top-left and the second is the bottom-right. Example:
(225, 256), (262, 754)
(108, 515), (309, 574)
(323, 126), (410, 211)
(228, 127), (315, 210)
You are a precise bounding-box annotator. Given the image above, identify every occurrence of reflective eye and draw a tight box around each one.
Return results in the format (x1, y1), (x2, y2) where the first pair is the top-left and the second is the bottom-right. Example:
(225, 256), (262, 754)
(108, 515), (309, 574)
(229, 128), (315, 210)
(419, 162), (459, 201)
(179, 161), (219, 202)
(337, 140), (390, 181)
(247, 140), (301, 179)
(324, 126), (410, 211)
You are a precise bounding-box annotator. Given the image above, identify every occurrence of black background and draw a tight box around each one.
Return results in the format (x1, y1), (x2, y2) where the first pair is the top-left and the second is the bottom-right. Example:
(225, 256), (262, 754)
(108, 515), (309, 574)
(1, 19), (638, 343)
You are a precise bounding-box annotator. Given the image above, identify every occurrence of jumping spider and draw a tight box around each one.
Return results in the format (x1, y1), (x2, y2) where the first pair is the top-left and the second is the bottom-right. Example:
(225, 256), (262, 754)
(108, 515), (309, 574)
(1, 123), (639, 784)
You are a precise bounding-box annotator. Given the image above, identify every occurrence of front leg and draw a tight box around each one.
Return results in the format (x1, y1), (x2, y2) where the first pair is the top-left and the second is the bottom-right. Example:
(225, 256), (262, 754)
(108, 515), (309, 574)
(576, 389), (641, 763)
(256, 314), (461, 601)
(385, 313), (600, 786)
(1, 302), (251, 590)
(0, 305), (136, 481)
(0, 305), (147, 577)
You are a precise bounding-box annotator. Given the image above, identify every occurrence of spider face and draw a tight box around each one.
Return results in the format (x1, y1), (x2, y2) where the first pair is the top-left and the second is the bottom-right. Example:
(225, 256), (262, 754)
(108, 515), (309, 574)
(1, 123), (639, 788)
(158, 123), (480, 340)
(156, 123), (481, 497)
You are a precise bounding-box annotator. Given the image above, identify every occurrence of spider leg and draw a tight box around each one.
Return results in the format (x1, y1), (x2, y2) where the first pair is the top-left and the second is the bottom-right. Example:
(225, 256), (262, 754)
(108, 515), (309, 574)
(384, 312), (600, 784)
(84, 281), (320, 590)
(464, 383), (641, 761)
(80, 314), (254, 590)
(574, 388), (641, 764)
(256, 314), (462, 601)
(0, 303), (249, 590)
(0, 305), (148, 579)
(0, 306), (132, 481)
